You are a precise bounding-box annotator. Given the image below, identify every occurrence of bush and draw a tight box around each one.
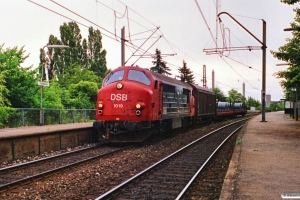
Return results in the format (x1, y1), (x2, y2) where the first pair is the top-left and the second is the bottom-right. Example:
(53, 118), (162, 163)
(0, 107), (17, 128)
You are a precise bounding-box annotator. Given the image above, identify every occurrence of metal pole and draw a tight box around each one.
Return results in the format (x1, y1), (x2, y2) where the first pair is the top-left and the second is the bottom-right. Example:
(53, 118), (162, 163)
(293, 91), (295, 119)
(40, 46), (46, 126)
(121, 26), (125, 66)
(217, 12), (267, 122)
(296, 89), (298, 121)
(21, 109), (24, 126)
(39, 44), (69, 125)
(261, 20), (266, 122)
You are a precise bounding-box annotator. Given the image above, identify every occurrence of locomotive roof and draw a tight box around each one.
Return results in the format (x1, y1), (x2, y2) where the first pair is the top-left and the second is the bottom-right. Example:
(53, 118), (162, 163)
(147, 69), (192, 89)
(113, 66), (193, 89)
(190, 84), (215, 95)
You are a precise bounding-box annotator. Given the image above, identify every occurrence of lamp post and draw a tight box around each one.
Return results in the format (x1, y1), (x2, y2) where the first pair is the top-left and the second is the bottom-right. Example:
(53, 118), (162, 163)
(291, 87), (298, 121)
(39, 44), (69, 125)
(217, 12), (267, 122)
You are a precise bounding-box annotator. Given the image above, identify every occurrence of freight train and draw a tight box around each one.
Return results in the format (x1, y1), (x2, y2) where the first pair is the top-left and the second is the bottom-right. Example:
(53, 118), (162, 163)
(93, 66), (247, 142)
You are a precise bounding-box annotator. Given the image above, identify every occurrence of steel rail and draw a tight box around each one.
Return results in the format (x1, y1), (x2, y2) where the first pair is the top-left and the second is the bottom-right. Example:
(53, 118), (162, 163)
(175, 124), (244, 199)
(0, 144), (100, 172)
(95, 118), (248, 199)
(0, 144), (132, 192)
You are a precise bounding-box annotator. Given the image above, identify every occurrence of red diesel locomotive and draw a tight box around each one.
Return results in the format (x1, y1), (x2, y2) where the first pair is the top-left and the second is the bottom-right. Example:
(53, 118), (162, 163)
(93, 66), (246, 142)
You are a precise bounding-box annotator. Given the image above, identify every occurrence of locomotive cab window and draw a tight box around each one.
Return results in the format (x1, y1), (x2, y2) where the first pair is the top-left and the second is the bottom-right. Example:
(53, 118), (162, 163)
(104, 70), (125, 86)
(128, 70), (151, 86)
(183, 88), (190, 103)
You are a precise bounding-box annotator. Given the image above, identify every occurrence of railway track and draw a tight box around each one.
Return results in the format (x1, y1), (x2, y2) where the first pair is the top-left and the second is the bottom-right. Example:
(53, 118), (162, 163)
(0, 143), (131, 192)
(95, 119), (246, 200)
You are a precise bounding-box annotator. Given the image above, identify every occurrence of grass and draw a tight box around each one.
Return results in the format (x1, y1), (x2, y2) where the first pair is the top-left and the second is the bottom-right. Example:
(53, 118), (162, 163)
(236, 136), (242, 145)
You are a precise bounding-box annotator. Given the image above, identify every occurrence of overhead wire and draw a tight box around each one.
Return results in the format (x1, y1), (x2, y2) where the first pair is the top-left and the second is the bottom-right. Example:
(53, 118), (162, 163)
(27, 0), (117, 41)
(52, 0), (164, 64)
(29, 0), (259, 93)
(117, 0), (261, 92)
(194, 0), (254, 87)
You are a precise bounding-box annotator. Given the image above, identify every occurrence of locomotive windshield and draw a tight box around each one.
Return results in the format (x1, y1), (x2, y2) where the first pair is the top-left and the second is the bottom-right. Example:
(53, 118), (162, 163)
(103, 70), (124, 86)
(128, 70), (151, 86)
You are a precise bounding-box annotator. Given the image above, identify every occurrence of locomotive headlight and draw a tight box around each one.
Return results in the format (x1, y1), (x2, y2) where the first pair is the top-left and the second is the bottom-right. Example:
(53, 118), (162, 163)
(116, 82), (123, 90)
(135, 102), (145, 110)
(136, 104), (141, 109)
(98, 101), (104, 109)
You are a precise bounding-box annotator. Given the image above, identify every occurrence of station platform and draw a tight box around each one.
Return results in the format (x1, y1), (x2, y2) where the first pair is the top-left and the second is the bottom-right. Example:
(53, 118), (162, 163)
(0, 122), (95, 163)
(220, 111), (300, 200)
(0, 122), (93, 139)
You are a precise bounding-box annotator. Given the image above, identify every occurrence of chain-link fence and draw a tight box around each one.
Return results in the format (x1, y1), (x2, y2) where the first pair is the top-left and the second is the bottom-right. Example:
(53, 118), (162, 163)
(4, 108), (96, 128)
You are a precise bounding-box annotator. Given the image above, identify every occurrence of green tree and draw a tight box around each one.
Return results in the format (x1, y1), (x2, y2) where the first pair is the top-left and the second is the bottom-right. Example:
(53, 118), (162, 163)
(267, 102), (284, 112)
(226, 89), (246, 105)
(41, 35), (66, 81)
(40, 22), (109, 82)
(69, 81), (98, 109)
(246, 96), (261, 109)
(281, 0), (299, 4)
(271, 2), (300, 98)
(38, 22), (109, 109)
(58, 64), (101, 88)
(0, 44), (39, 108)
(178, 60), (195, 84)
(212, 87), (226, 102)
(0, 70), (9, 106)
(0, 107), (16, 128)
(59, 21), (82, 66)
(42, 82), (64, 109)
(40, 22), (82, 80)
(85, 27), (109, 78)
(56, 64), (100, 108)
(150, 48), (172, 75)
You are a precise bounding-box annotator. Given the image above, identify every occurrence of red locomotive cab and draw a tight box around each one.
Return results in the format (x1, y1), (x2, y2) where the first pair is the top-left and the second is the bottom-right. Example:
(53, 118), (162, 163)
(96, 67), (154, 121)
(94, 66), (161, 141)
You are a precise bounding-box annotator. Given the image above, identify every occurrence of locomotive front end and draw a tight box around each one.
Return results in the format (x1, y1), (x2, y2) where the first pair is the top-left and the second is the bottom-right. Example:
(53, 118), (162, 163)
(93, 67), (158, 142)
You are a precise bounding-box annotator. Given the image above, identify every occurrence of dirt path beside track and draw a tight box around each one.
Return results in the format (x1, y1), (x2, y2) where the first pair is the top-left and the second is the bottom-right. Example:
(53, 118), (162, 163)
(220, 111), (300, 200)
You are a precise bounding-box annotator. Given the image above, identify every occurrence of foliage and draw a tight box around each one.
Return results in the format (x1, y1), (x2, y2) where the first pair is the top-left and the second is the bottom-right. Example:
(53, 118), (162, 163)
(41, 82), (64, 109)
(0, 44), (39, 108)
(212, 87), (226, 102)
(236, 136), (242, 145)
(178, 60), (195, 84)
(85, 27), (109, 78)
(58, 64), (101, 88)
(267, 102), (284, 112)
(40, 22), (109, 83)
(226, 89), (246, 105)
(37, 22), (109, 109)
(0, 70), (9, 106)
(246, 96), (261, 109)
(281, 0), (299, 4)
(55, 64), (100, 109)
(271, 5), (300, 99)
(69, 81), (98, 109)
(150, 48), (172, 75)
(0, 22), (111, 127)
(0, 107), (17, 128)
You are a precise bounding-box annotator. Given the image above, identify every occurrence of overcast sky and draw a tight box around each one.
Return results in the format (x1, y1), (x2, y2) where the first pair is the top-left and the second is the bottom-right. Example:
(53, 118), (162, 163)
(1, 0), (299, 101)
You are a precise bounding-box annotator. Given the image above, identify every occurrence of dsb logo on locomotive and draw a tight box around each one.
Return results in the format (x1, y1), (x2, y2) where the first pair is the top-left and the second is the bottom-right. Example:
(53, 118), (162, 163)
(111, 94), (128, 101)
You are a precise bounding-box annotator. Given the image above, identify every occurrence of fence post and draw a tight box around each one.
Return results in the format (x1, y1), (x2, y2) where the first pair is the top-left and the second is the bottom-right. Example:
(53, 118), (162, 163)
(59, 110), (62, 124)
(72, 110), (75, 123)
(42, 109), (44, 125)
(84, 110), (87, 122)
(21, 109), (24, 126)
